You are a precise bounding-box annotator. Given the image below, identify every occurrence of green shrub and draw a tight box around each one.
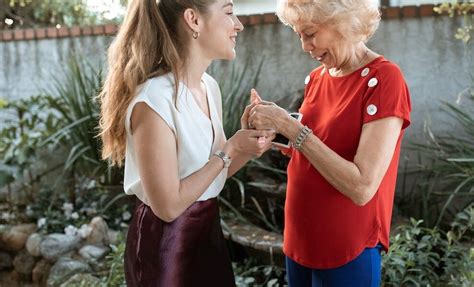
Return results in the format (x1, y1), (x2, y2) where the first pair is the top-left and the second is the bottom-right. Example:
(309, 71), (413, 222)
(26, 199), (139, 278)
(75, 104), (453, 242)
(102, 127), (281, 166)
(382, 204), (474, 286)
(0, 95), (63, 219)
(101, 240), (127, 287)
(233, 258), (286, 287)
(0, 56), (129, 227)
(2, 0), (125, 29)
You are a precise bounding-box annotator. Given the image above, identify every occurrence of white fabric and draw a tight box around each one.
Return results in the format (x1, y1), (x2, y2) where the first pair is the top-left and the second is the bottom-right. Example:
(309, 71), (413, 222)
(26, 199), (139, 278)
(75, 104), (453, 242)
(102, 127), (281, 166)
(123, 72), (228, 206)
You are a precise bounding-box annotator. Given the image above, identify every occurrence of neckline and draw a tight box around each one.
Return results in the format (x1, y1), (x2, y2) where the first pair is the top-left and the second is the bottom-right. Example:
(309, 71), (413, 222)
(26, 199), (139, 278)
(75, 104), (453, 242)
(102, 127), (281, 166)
(180, 76), (217, 150)
(182, 78), (213, 122)
(325, 55), (384, 80)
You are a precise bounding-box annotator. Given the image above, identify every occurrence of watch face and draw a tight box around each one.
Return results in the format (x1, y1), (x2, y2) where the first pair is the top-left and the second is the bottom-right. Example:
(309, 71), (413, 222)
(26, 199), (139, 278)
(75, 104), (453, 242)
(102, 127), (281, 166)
(223, 155), (231, 168)
(214, 151), (231, 168)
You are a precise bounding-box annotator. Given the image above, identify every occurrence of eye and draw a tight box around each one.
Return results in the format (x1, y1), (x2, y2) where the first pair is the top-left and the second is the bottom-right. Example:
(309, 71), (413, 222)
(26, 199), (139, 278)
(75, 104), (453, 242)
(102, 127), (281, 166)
(226, 11), (234, 15)
(296, 31), (316, 40)
(305, 31), (317, 38)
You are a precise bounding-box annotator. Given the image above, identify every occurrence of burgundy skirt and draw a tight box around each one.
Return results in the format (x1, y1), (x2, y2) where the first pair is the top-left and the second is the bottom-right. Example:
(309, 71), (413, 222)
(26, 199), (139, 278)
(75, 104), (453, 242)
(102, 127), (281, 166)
(124, 197), (235, 287)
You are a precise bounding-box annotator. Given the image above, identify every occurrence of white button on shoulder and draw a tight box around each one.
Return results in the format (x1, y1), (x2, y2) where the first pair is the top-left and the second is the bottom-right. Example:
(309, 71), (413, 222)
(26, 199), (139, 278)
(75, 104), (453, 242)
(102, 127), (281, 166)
(361, 68), (370, 77)
(368, 77), (378, 87)
(305, 75), (311, 85)
(367, 104), (378, 115)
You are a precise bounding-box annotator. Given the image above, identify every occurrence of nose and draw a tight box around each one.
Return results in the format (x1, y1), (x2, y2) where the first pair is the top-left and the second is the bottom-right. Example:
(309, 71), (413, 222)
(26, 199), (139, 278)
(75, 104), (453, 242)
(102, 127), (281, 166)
(234, 15), (244, 32)
(301, 37), (314, 53)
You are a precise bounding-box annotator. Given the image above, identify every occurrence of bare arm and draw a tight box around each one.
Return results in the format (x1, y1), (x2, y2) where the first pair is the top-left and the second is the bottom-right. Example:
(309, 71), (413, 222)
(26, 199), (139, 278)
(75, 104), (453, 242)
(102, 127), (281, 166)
(249, 103), (403, 206)
(131, 103), (273, 222)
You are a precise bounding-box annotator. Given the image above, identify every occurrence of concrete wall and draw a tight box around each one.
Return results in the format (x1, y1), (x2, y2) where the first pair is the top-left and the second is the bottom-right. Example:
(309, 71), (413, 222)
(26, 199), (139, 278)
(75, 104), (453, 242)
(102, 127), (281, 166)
(213, 15), (473, 144)
(1, 36), (109, 100)
(1, 15), (472, 155)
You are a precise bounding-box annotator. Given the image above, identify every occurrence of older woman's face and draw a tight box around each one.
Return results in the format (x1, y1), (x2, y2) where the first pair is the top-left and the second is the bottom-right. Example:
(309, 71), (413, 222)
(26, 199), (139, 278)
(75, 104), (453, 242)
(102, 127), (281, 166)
(293, 23), (350, 69)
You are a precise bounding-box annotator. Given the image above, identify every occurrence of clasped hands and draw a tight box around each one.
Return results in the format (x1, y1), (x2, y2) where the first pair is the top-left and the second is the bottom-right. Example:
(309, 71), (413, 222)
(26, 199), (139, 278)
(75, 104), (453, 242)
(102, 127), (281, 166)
(240, 89), (293, 155)
(242, 89), (288, 133)
(225, 89), (291, 159)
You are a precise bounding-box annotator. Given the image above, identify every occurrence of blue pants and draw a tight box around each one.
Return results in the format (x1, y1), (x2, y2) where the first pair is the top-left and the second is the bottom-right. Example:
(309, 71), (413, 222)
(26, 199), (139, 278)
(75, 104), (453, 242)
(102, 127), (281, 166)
(285, 245), (382, 287)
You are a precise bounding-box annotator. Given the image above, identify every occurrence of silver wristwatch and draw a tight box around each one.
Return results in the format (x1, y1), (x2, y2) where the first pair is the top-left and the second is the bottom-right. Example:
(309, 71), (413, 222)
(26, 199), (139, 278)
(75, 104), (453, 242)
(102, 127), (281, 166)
(213, 150), (232, 168)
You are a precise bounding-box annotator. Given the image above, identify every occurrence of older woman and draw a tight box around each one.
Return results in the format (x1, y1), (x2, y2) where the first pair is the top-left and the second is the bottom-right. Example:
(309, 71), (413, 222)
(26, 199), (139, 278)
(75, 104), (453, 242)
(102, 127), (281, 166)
(247, 0), (411, 286)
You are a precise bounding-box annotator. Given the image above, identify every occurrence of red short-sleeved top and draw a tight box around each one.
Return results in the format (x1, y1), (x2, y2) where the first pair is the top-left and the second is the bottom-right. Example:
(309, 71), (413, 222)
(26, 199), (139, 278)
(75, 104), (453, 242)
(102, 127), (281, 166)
(284, 56), (412, 269)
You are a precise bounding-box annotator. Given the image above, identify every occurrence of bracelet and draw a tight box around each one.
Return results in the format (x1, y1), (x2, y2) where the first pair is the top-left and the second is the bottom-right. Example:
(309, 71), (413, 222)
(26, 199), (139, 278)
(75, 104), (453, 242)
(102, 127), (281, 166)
(292, 126), (313, 150)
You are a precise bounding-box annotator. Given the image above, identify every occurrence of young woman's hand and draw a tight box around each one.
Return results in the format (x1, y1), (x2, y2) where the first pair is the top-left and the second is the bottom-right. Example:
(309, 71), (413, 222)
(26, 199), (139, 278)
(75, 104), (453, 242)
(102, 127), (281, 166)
(224, 129), (275, 158)
(241, 89), (263, 129)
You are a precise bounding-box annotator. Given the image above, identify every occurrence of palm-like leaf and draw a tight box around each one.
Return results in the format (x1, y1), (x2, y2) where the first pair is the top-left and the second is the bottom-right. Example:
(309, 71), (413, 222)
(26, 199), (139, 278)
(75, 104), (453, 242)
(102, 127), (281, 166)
(41, 56), (121, 185)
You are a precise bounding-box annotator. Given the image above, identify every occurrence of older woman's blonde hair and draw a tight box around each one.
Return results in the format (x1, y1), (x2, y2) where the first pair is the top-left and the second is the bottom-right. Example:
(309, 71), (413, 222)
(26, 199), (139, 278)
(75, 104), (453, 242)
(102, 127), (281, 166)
(277, 0), (381, 43)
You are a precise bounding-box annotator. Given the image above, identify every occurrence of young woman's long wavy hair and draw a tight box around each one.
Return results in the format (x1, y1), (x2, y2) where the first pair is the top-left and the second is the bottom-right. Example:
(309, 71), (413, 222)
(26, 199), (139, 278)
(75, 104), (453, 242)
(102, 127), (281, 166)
(98, 0), (214, 167)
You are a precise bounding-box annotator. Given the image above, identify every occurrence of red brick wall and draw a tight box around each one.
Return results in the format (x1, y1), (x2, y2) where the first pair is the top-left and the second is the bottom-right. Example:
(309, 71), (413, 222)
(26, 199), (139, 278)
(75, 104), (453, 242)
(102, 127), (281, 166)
(0, 5), (451, 42)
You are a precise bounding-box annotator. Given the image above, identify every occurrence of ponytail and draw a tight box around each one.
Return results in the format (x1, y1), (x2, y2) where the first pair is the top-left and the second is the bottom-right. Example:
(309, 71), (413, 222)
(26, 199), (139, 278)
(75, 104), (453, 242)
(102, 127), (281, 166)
(98, 0), (181, 166)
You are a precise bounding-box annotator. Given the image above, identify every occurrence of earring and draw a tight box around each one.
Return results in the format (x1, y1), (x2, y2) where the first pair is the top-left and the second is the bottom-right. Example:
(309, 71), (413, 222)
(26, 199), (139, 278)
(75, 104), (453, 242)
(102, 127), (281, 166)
(192, 31), (199, 39)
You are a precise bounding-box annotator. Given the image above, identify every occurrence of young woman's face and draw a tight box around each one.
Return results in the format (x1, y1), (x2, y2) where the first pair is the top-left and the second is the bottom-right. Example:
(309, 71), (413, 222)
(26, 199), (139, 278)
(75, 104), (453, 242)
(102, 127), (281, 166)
(200, 0), (244, 60)
(293, 22), (352, 70)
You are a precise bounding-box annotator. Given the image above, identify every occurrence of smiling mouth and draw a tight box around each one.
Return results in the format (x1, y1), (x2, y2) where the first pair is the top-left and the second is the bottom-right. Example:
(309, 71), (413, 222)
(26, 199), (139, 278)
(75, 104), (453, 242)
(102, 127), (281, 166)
(313, 52), (327, 62)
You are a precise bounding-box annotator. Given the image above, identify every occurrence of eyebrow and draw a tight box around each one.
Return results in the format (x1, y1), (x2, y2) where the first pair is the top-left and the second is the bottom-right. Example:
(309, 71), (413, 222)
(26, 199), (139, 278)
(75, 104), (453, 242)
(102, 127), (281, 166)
(294, 26), (317, 34)
(222, 2), (233, 8)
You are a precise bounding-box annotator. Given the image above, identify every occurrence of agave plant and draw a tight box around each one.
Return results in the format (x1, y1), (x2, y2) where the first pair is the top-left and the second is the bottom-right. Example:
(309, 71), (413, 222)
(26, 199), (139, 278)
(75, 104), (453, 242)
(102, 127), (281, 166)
(209, 58), (289, 233)
(41, 56), (122, 186)
(407, 85), (474, 227)
(209, 57), (265, 137)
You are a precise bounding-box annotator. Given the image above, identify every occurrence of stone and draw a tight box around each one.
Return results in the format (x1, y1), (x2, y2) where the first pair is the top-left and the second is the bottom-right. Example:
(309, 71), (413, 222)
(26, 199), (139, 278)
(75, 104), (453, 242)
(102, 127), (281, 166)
(47, 258), (90, 287)
(10, 270), (22, 287)
(86, 217), (109, 246)
(26, 233), (44, 257)
(2, 224), (37, 251)
(107, 229), (120, 245)
(13, 250), (36, 275)
(32, 259), (51, 285)
(59, 273), (101, 287)
(0, 251), (12, 270)
(78, 245), (109, 262)
(0, 271), (19, 287)
(222, 218), (283, 254)
(40, 234), (81, 261)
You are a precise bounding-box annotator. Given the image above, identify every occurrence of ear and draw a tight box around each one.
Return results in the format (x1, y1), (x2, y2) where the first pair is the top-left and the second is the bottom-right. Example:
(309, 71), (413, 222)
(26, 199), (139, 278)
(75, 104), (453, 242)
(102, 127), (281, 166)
(183, 8), (202, 33)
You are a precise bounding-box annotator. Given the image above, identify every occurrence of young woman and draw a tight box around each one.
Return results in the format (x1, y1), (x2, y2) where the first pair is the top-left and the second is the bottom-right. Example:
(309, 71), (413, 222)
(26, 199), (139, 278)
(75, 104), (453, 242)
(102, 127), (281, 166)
(98, 0), (275, 286)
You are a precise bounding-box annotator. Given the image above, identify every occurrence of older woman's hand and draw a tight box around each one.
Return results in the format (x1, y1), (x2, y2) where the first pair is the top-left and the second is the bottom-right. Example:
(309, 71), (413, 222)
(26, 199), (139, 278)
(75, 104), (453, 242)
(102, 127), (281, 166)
(248, 101), (289, 133)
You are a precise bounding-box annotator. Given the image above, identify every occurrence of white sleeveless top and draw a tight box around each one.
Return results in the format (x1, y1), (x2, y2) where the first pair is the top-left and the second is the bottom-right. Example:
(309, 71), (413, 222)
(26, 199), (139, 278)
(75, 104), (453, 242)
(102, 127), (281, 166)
(123, 73), (228, 205)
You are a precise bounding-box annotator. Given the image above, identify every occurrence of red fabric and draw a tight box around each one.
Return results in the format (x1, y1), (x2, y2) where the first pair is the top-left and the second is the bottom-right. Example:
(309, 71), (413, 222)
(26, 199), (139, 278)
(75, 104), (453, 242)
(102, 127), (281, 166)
(284, 56), (411, 269)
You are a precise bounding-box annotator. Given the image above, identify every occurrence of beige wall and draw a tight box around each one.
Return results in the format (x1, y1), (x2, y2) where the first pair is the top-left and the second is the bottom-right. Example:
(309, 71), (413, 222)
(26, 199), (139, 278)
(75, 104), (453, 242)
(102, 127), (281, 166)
(1, 15), (472, 155)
